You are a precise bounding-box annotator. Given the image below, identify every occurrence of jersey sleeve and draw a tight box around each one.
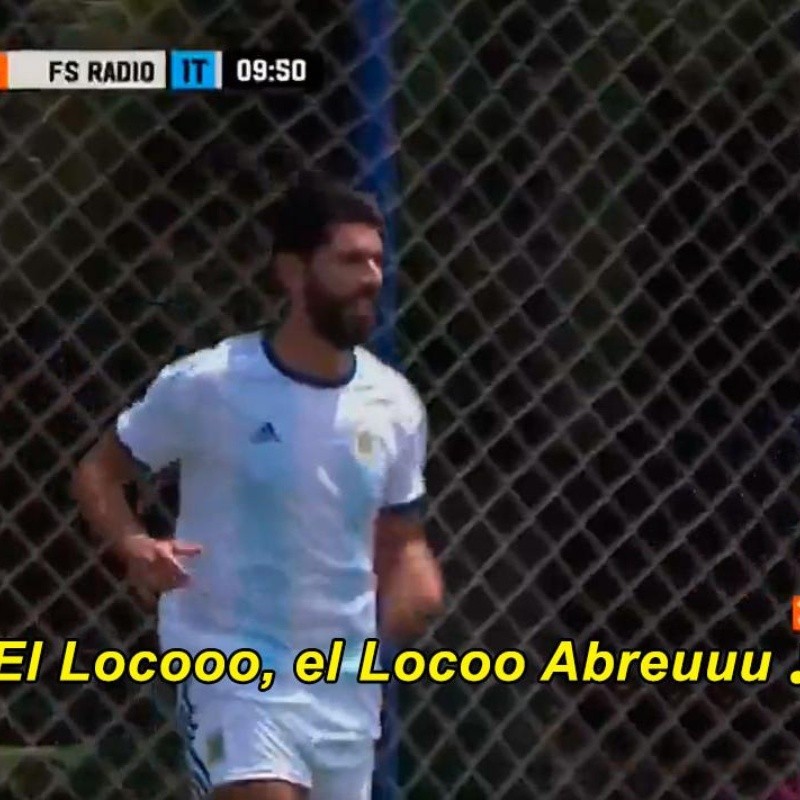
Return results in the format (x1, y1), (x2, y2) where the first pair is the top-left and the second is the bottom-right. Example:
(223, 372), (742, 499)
(115, 361), (192, 473)
(381, 387), (428, 516)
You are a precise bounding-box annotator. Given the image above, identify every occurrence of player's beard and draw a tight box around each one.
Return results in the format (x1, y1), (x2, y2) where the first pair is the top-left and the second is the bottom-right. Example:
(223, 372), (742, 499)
(304, 275), (376, 350)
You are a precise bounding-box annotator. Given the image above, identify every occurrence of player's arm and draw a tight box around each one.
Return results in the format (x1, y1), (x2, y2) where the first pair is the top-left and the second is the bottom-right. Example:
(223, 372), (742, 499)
(375, 508), (443, 641)
(72, 428), (150, 556)
(72, 363), (201, 606)
(375, 391), (443, 641)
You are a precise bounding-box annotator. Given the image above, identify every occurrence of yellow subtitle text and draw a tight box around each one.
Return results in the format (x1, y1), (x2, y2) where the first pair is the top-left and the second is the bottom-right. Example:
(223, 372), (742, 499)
(0, 639), (778, 688)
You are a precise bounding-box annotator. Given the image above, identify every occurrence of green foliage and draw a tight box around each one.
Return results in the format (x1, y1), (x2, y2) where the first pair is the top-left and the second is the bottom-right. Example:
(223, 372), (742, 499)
(0, 745), (91, 798)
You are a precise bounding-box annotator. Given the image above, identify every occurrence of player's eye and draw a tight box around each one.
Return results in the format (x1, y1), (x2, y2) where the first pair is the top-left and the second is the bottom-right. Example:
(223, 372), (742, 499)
(345, 251), (372, 265)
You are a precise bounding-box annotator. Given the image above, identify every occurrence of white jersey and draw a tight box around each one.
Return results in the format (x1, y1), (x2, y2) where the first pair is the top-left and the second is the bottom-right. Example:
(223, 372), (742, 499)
(116, 331), (426, 682)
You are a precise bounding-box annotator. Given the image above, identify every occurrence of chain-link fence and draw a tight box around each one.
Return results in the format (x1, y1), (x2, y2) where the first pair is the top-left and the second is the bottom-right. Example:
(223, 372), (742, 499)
(5, 0), (800, 798)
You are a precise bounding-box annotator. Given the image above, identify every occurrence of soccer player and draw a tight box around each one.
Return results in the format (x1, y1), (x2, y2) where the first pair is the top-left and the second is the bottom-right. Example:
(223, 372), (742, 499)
(71, 172), (444, 800)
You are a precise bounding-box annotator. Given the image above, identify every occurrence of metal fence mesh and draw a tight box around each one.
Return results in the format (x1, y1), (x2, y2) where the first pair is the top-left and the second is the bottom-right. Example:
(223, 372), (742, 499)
(5, 0), (800, 798)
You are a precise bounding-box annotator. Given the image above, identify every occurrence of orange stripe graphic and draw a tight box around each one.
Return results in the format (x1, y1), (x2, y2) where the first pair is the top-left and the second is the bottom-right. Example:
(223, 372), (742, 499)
(0, 54), (8, 90)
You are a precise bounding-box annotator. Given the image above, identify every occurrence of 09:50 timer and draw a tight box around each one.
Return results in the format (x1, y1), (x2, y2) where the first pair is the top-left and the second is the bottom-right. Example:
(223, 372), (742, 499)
(226, 51), (319, 89)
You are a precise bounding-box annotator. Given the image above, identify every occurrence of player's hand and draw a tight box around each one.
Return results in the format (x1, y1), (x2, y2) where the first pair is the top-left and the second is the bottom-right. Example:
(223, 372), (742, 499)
(383, 602), (439, 641)
(118, 534), (203, 609)
(381, 582), (443, 641)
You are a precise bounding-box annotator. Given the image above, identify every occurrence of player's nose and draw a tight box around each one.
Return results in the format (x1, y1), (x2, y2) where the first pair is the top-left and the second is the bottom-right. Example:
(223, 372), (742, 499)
(363, 257), (382, 291)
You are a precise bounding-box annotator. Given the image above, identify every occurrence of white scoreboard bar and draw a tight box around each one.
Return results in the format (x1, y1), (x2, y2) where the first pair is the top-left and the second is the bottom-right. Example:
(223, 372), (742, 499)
(1, 50), (167, 90)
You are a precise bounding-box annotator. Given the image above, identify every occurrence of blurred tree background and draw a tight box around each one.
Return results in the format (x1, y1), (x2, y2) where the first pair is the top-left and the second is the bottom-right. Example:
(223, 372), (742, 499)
(4, 0), (800, 798)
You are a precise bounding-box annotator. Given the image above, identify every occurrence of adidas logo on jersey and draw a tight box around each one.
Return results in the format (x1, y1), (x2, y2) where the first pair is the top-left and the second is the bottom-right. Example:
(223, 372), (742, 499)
(250, 421), (281, 443)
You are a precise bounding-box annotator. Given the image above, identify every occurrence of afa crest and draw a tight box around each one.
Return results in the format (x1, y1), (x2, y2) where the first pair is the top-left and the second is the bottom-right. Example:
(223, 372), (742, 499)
(355, 429), (376, 464)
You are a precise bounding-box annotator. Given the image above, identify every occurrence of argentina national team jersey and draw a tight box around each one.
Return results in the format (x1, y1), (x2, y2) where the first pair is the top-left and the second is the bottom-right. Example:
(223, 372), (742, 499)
(115, 331), (427, 680)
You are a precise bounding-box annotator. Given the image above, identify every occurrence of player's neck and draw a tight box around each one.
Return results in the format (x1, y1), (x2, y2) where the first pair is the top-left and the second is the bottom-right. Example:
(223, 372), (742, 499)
(268, 318), (354, 384)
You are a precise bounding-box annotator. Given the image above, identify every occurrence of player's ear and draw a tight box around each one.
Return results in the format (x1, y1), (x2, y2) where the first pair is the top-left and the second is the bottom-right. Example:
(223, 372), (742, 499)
(271, 252), (305, 296)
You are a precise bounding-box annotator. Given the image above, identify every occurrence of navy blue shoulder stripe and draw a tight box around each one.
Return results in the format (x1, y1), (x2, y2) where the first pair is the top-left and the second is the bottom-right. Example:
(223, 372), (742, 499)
(380, 494), (426, 517)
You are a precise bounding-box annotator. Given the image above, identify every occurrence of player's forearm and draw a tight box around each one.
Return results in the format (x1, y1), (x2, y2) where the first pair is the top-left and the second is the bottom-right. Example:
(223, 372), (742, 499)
(72, 434), (148, 556)
(378, 537), (444, 640)
(375, 513), (444, 605)
(73, 464), (145, 553)
(391, 538), (443, 609)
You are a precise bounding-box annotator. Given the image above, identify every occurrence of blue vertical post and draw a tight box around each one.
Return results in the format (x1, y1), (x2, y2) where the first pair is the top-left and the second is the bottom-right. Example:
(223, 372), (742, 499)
(352, 2), (400, 799)
(355, 0), (400, 366)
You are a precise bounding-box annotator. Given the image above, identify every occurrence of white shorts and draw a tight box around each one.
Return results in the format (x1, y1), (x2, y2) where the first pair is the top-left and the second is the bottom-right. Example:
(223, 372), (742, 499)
(176, 674), (380, 799)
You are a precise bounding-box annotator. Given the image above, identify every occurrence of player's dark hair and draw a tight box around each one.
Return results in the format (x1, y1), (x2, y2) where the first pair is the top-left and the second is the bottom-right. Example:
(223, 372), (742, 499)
(268, 171), (384, 258)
